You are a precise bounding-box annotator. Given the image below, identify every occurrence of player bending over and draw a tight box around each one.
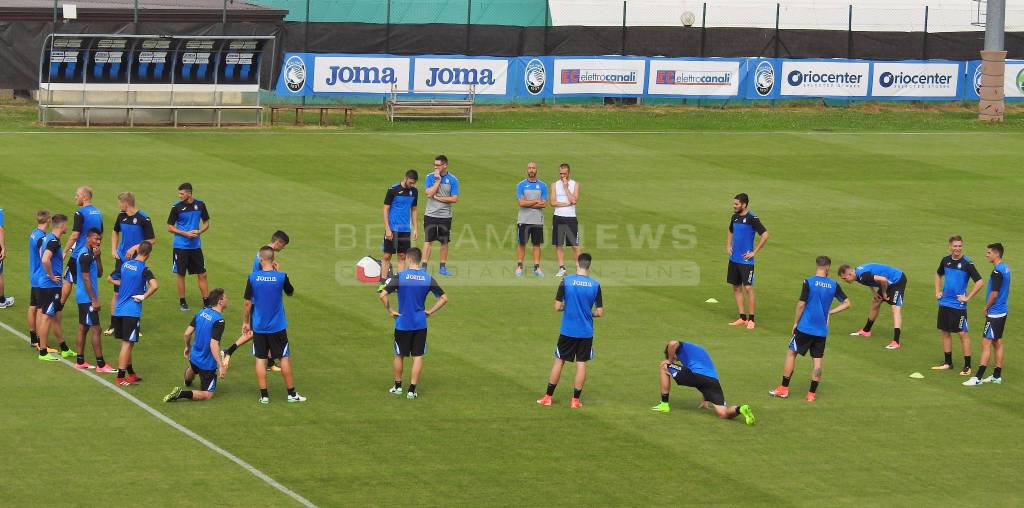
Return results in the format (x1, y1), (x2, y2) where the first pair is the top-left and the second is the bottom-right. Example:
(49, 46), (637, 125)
(165, 288), (228, 402)
(653, 340), (755, 425)
(838, 263), (907, 350)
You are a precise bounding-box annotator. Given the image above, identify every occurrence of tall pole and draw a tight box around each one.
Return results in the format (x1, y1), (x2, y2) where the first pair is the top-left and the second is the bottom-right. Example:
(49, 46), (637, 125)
(466, 0), (472, 55)
(699, 2), (706, 58)
(621, 1), (627, 56)
(979, 0), (1007, 122)
(847, 5), (852, 59)
(773, 3), (780, 58)
(385, 0), (392, 54)
(134, 0), (139, 24)
(922, 6), (928, 59)
(223, 0), (228, 24)
(984, 0), (1006, 50)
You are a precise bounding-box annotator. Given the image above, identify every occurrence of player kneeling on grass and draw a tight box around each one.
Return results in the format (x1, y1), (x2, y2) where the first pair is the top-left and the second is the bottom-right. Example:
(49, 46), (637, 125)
(245, 246), (305, 404)
(111, 241), (158, 386)
(653, 340), (755, 425)
(770, 256), (851, 402)
(379, 247), (448, 399)
(165, 288), (228, 402)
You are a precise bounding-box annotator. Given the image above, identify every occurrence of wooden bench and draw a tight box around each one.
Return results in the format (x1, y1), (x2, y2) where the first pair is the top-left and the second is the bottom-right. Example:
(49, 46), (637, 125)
(386, 85), (475, 122)
(39, 104), (263, 127)
(268, 105), (354, 127)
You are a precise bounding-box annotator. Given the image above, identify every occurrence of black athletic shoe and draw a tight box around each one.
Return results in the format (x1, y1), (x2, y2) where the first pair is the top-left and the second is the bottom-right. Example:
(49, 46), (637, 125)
(180, 301), (190, 312)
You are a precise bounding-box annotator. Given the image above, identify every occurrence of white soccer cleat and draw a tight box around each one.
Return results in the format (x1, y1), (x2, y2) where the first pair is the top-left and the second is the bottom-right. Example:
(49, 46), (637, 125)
(555, 267), (567, 277)
(388, 386), (403, 395)
(258, 396), (270, 404)
(981, 375), (1002, 384)
(407, 391), (418, 399)
(287, 393), (307, 403)
(962, 377), (982, 386)
(0, 296), (14, 308)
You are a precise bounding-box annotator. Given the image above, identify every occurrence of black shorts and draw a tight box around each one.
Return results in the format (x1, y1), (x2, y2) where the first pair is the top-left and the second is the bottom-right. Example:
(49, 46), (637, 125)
(112, 316), (141, 342)
(394, 328), (427, 357)
(883, 276), (908, 307)
(382, 232), (412, 255)
(252, 330), (290, 359)
(555, 334), (594, 362)
(667, 364), (726, 406)
(424, 216), (453, 244)
(984, 315), (1006, 340)
(172, 248), (206, 275)
(64, 257), (78, 284)
(726, 260), (755, 286)
(552, 216), (579, 247)
(789, 331), (826, 358)
(30, 286), (41, 307)
(190, 362), (218, 392)
(937, 306), (968, 333)
(37, 287), (63, 316)
(111, 258), (123, 286)
(77, 303), (100, 327)
(517, 223), (544, 246)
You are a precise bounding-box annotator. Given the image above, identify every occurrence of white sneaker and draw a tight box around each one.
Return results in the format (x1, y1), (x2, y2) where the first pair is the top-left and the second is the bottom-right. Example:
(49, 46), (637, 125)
(407, 391), (418, 399)
(388, 386), (403, 395)
(258, 396), (270, 404)
(962, 377), (982, 386)
(983, 375), (1003, 384)
(0, 296), (14, 308)
(555, 267), (567, 277)
(287, 393), (307, 403)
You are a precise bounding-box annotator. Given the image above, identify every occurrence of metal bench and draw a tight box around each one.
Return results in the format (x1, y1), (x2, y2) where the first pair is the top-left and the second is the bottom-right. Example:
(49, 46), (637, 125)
(268, 105), (354, 127)
(39, 104), (263, 127)
(386, 85), (475, 122)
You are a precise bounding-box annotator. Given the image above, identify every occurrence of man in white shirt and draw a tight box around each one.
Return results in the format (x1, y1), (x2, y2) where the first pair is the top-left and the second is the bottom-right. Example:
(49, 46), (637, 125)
(550, 163), (581, 277)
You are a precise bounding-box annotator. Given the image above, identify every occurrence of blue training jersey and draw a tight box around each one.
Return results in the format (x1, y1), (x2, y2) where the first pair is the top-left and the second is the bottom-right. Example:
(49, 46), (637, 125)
(676, 342), (719, 380)
(245, 270), (293, 334)
(937, 255), (982, 310)
(556, 274), (604, 339)
(37, 233), (63, 289)
(71, 204), (103, 253)
(854, 263), (904, 287)
(987, 262), (1011, 317)
(28, 228), (46, 287)
(796, 275), (847, 337)
(74, 250), (100, 305)
(167, 199), (210, 250)
(728, 211), (767, 265)
(189, 308), (225, 371)
(113, 210), (156, 261)
(114, 259), (153, 318)
(384, 183), (418, 233)
(384, 269), (445, 331)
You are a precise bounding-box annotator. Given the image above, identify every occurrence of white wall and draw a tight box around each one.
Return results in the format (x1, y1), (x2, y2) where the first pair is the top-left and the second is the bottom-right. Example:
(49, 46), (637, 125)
(549, 0), (1024, 32)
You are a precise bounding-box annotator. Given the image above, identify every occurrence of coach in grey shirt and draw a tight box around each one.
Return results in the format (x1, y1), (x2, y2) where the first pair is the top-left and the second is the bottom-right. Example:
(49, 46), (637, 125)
(515, 162), (548, 277)
(422, 155), (459, 276)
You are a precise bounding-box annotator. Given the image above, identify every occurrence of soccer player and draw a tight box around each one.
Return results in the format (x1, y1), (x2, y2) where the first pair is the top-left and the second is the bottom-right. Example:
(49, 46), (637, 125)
(166, 182), (210, 311)
(222, 230), (290, 371)
(550, 163), (581, 278)
(244, 246), (305, 404)
(838, 263), (907, 350)
(111, 241), (158, 386)
(381, 170), (419, 287)
(537, 252), (603, 408)
(422, 155), (459, 275)
(379, 247), (447, 399)
(27, 210), (51, 348)
(72, 229), (116, 372)
(964, 243), (1010, 386)
(652, 340), (756, 425)
(164, 288), (228, 402)
(726, 193), (769, 330)
(105, 192), (156, 336)
(61, 186), (103, 306)
(0, 206), (13, 309)
(932, 235), (984, 375)
(516, 162), (548, 277)
(769, 256), (851, 402)
(36, 214), (74, 361)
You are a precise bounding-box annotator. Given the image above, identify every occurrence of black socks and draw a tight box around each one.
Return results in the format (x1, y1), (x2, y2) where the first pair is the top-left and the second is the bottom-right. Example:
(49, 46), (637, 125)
(809, 380), (820, 393)
(260, 388), (269, 398)
(976, 365), (987, 379)
(546, 383), (556, 396)
(994, 367), (1002, 378)
(964, 356), (972, 369)
(893, 328), (901, 343)
(863, 319), (875, 332)
(225, 344), (238, 356)
(740, 314), (747, 321)
(944, 352), (953, 366)
(661, 393), (669, 403)
(781, 376), (791, 388)
(572, 388), (582, 399)
(394, 380), (402, 389)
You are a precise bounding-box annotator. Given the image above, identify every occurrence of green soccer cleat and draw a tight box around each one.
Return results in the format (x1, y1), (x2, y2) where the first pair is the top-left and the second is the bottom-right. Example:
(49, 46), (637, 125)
(651, 402), (670, 413)
(163, 387), (182, 402)
(37, 352), (61, 362)
(739, 404), (756, 426)
(60, 349), (77, 358)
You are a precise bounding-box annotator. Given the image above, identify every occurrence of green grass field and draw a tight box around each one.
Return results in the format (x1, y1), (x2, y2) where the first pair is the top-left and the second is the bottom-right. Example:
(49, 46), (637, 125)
(1, 105), (1022, 506)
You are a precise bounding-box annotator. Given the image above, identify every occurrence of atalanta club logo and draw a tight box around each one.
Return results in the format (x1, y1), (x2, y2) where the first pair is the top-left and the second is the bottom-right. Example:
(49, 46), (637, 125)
(754, 60), (775, 96)
(525, 58), (546, 95)
(285, 55), (306, 93)
(973, 65), (983, 95)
